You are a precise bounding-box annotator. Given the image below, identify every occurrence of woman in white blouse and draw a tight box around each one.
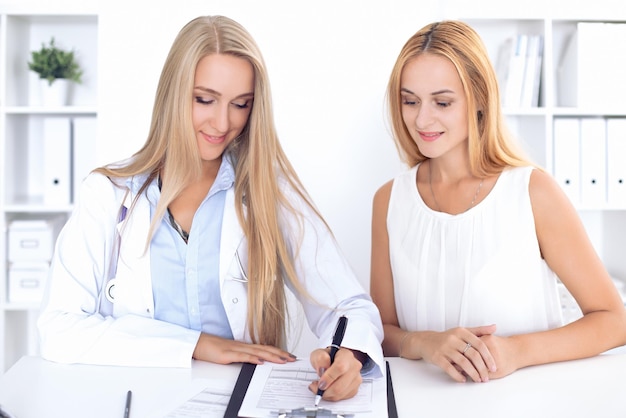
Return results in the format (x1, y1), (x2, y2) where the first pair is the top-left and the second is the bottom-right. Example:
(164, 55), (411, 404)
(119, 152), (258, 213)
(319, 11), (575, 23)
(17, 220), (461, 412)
(370, 20), (626, 383)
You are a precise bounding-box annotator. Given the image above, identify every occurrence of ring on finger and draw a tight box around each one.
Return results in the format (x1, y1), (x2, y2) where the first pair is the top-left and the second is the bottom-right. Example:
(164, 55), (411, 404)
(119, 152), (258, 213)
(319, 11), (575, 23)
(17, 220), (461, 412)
(462, 342), (471, 354)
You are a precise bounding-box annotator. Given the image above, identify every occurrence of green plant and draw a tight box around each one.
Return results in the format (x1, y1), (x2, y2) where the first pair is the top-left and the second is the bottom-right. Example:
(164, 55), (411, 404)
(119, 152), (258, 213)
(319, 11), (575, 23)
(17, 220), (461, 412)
(28, 37), (83, 86)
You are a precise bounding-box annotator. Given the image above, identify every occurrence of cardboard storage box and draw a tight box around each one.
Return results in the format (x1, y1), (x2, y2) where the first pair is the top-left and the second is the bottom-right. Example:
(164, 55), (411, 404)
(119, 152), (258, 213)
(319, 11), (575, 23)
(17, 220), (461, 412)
(8, 262), (50, 303)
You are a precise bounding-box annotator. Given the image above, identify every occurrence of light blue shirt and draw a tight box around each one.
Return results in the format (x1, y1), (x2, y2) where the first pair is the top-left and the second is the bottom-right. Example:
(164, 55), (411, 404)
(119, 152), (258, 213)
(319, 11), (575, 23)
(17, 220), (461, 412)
(149, 157), (235, 340)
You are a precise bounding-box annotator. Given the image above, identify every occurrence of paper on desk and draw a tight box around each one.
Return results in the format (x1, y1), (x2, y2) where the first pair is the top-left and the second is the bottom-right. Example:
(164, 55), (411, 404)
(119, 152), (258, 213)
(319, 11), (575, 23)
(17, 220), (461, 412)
(238, 359), (387, 418)
(162, 379), (231, 418)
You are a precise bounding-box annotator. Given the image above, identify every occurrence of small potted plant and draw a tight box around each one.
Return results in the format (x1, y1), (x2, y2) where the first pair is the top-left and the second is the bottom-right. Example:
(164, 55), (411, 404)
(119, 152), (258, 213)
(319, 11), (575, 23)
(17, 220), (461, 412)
(28, 37), (83, 106)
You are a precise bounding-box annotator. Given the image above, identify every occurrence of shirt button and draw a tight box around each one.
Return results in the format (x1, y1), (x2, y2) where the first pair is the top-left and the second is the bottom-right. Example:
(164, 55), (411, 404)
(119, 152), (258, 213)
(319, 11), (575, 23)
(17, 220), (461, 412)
(232, 298), (238, 304)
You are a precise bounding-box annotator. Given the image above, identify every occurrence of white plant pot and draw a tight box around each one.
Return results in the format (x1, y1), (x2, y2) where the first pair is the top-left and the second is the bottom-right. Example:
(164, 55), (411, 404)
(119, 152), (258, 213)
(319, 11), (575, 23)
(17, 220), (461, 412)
(39, 78), (71, 107)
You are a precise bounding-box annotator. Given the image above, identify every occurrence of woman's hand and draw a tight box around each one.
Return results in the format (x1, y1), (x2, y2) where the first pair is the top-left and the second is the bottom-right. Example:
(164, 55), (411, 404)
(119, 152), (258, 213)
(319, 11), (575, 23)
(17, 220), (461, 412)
(308, 347), (363, 401)
(478, 333), (520, 379)
(192, 333), (296, 365)
(406, 325), (498, 383)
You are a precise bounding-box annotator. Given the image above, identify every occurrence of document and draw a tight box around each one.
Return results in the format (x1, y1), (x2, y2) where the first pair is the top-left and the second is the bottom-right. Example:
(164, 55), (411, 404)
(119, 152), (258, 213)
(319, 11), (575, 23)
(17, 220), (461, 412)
(237, 359), (387, 418)
(163, 380), (232, 418)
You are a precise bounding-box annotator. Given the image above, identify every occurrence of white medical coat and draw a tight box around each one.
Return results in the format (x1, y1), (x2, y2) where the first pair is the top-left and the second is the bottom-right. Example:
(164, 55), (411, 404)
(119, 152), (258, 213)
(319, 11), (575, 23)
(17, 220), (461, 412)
(38, 172), (384, 372)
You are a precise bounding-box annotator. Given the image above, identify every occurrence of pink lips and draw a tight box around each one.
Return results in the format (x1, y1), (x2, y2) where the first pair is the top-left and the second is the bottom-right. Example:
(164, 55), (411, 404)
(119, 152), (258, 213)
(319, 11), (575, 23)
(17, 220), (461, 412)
(418, 131), (442, 142)
(202, 132), (227, 144)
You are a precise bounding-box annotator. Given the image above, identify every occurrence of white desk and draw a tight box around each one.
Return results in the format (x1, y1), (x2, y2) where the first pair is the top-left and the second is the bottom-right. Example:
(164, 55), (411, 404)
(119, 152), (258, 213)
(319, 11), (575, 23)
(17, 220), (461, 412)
(1, 352), (625, 418)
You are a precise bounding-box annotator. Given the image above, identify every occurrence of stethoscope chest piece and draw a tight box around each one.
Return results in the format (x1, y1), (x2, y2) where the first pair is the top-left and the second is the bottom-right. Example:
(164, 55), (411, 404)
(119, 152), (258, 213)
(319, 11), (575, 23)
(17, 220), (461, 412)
(105, 279), (117, 303)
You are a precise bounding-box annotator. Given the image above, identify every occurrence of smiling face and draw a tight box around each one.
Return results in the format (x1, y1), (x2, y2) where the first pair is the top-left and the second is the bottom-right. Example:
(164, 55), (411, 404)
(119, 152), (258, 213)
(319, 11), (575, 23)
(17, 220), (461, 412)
(192, 53), (254, 169)
(400, 53), (469, 160)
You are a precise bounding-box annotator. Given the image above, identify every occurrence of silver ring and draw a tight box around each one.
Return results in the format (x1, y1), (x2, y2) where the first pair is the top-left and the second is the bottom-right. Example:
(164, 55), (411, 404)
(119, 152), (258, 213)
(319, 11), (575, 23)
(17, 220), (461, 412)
(462, 342), (471, 354)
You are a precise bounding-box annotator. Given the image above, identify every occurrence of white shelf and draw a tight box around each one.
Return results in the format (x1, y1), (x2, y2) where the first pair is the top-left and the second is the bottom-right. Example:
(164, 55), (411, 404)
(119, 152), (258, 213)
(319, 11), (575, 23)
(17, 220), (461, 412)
(1, 10), (98, 373)
(4, 106), (97, 115)
(460, 15), (626, 286)
(2, 302), (40, 312)
(3, 204), (73, 214)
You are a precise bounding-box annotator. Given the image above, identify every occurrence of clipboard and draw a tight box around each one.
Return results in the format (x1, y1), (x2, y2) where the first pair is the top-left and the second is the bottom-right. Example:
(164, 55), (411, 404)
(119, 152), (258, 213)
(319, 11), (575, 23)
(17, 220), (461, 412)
(224, 361), (398, 418)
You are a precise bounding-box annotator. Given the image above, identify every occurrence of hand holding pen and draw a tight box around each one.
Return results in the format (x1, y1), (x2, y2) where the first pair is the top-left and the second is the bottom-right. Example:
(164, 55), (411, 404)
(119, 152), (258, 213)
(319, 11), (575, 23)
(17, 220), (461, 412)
(315, 316), (348, 406)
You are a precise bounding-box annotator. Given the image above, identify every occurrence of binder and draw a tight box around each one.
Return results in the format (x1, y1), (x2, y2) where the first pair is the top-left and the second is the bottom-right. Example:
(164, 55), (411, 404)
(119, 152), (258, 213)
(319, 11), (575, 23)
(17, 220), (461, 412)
(502, 34), (528, 108)
(606, 118), (626, 207)
(558, 23), (626, 108)
(553, 118), (581, 205)
(579, 118), (607, 208)
(577, 23), (626, 109)
(224, 361), (398, 418)
(520, 35), (543, 108)
(72, 116), (97, 204)
(385, 361), (398, 418)
(43, 117), (72, 206)
(224, 362), (254, 418)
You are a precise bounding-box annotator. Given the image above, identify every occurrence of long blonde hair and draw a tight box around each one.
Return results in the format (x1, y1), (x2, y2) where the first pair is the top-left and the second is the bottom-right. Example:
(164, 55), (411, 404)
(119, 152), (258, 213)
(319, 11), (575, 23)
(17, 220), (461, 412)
(387, 20), (531, 176)
(95, 15), (321, 349)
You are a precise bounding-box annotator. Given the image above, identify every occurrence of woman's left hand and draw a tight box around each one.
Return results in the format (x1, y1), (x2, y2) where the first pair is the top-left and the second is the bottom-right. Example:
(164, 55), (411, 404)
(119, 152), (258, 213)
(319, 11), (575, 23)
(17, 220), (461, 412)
(308, 347), (363, 401)
(479, 334), (520, 380)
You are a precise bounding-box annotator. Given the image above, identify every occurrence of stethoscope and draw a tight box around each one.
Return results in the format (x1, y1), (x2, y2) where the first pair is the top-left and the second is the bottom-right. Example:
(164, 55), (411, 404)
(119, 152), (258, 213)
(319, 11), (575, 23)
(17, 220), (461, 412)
(233, 249), (249, 283)
(104, 248), (249, 304)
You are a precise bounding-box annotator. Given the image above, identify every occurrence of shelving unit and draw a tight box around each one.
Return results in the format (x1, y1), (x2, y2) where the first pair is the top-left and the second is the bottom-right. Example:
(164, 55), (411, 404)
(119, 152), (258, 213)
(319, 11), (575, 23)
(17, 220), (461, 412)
(0, 11), (98, 372)
(456, 16), (626, 319)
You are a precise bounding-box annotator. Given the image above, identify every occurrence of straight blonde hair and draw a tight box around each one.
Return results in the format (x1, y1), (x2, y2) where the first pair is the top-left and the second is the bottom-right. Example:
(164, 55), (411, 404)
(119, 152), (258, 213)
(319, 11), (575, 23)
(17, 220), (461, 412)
(387, 20), (532, 176)
(95, 15), (323, 349)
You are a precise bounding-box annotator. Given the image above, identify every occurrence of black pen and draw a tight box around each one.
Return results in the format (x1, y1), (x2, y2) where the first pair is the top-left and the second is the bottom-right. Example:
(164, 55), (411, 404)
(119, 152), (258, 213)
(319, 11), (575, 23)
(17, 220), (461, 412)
(124, 390), (132, 418)
(314, 315), (348, 406)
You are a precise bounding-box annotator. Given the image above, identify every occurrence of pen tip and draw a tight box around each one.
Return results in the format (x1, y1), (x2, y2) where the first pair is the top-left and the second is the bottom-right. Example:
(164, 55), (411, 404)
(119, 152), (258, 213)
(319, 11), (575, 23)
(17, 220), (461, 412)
(314, 394), (321, 406)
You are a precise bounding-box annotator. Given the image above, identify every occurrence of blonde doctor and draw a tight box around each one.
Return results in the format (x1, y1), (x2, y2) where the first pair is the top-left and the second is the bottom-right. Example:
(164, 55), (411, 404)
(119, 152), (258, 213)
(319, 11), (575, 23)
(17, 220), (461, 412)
(38, 15), (383, 402)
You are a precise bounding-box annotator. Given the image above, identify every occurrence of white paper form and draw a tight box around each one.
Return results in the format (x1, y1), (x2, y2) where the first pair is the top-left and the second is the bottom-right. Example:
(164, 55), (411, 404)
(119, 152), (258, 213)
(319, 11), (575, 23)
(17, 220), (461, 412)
(238, 359), (387, 418)
(163, 380), (231, 418)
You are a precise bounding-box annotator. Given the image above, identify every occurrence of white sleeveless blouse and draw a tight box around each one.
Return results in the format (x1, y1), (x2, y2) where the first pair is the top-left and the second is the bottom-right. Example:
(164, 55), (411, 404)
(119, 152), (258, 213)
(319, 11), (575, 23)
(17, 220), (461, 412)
(387, 164), (563, 336)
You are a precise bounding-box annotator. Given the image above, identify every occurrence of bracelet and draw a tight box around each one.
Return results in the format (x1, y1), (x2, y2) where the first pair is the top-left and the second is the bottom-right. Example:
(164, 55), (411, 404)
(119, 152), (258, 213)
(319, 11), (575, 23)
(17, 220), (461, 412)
(398, 331), (411, 358)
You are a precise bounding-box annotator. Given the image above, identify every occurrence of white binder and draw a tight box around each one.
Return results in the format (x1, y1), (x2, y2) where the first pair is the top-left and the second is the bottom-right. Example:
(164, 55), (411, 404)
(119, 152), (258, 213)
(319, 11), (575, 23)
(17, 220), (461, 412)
(553, 118), (581, 206)
(607, 118), (626, 207)
(72, 116), (97, 204)
(580, 118), (607, 208)
(578, 23), (626, 109)
(43, 117), (72, 206)
(503, 34), (528, 108)
(520, 35), (543, 108)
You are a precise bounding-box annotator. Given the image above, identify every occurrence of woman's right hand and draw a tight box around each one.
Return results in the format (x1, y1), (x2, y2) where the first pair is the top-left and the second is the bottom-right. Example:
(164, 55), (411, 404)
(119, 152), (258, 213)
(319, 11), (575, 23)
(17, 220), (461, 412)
(192, 333), (296, 365)
(404, 325), (498, 383)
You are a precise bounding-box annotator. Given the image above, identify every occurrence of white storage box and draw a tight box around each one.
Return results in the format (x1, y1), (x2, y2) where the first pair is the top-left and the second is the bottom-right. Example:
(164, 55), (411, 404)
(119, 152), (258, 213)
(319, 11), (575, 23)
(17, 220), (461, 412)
(8, 218), (63, 262)
(8, 262), (50, 303)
